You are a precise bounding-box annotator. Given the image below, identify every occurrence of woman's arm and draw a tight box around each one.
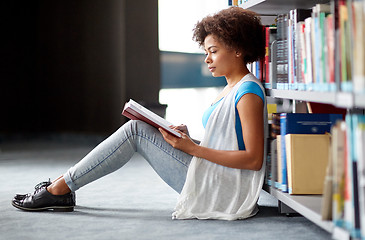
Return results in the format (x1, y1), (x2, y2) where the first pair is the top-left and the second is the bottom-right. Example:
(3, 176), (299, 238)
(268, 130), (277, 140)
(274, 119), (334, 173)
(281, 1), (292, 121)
(159, 93), (264, 171)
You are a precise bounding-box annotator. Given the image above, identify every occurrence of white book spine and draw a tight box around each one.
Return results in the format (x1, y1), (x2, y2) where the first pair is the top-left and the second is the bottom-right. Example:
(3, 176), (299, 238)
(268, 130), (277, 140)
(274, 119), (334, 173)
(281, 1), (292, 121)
(305, 17), (313, 88)
(356, 124), (365, 239)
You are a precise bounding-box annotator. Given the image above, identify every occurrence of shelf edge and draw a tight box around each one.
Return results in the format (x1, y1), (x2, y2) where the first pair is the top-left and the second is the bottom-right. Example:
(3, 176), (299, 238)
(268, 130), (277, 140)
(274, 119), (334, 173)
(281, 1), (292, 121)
(266, 89), (365, 108)
(269, 187), (333, 233)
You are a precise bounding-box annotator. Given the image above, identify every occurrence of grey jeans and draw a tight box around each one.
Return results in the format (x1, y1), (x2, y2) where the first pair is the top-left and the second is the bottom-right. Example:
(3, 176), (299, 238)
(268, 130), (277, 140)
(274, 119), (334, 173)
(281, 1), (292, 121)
(63, 120), (193, 193)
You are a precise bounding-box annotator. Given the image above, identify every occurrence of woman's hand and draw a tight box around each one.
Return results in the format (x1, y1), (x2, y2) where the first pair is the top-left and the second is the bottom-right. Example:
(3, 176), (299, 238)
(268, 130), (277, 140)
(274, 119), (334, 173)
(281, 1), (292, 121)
(171, 124), (190, 136)
(159, 127), (197, 155)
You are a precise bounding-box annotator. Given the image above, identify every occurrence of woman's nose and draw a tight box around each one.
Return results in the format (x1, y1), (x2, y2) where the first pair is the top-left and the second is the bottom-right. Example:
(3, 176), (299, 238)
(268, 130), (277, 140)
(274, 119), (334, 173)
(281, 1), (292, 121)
(205, 54), (211, 64)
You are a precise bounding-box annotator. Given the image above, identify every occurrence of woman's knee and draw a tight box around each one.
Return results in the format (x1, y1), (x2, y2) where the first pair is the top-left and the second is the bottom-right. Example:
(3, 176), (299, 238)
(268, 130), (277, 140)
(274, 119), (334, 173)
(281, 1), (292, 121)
(120, 120), (154, 136)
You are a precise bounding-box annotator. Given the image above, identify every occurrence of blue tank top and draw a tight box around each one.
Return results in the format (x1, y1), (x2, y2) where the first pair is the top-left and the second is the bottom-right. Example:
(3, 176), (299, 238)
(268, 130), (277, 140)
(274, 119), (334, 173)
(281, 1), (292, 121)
(202, 81), (264, 150)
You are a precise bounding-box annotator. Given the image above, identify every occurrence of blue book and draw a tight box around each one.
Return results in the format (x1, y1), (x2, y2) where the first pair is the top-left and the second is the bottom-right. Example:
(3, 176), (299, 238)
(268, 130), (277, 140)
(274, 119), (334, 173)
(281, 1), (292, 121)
(280, 114), (287, 192)
(280, 113), (343, 192)
(347, 114), (365, 238)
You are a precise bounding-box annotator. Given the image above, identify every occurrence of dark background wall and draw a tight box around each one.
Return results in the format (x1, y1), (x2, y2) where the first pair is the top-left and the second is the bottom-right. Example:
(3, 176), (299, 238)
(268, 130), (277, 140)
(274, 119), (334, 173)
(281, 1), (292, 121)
(1, 0), (160, 137)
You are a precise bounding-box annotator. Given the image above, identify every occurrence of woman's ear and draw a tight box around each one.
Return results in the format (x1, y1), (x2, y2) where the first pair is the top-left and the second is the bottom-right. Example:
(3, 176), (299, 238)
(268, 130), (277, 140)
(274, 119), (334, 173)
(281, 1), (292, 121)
(235, 51), (242, 57)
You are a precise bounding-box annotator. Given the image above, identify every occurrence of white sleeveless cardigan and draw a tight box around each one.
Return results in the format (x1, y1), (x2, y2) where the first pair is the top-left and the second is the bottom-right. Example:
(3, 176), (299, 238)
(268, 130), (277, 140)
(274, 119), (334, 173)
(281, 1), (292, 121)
(172, 73), (268, 220)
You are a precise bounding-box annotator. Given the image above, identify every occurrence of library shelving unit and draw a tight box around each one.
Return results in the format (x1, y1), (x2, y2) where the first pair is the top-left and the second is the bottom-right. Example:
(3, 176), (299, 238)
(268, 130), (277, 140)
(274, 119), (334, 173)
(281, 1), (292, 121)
(238, 0), (365, 239)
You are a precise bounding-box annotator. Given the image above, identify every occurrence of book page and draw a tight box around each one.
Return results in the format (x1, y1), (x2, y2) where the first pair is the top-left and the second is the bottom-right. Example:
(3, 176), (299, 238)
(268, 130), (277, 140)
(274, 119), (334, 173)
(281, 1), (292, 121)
(123, 99), (181, 138)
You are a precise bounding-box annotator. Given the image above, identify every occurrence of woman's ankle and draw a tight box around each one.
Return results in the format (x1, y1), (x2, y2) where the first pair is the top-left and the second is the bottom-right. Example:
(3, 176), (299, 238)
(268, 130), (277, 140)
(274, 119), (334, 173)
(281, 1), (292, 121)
(51, 175), (63, 184)
(47, 178), (71, 195)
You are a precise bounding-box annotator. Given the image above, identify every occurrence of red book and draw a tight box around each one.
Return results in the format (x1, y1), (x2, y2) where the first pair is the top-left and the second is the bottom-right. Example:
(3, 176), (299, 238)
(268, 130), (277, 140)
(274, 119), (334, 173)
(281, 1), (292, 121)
(326, 14), (335, 85)
(122, 99), (181, 138)
(265, 26), (270, 85)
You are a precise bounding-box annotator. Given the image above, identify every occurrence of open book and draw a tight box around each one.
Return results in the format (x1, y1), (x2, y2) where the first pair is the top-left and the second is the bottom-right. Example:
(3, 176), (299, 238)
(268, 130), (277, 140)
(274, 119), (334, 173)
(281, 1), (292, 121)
(122, 99), (181, 138)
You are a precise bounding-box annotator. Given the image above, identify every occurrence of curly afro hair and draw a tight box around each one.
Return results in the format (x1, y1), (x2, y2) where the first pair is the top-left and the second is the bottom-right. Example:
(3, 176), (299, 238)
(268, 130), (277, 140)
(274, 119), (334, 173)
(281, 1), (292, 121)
(193, 7), (265, 64)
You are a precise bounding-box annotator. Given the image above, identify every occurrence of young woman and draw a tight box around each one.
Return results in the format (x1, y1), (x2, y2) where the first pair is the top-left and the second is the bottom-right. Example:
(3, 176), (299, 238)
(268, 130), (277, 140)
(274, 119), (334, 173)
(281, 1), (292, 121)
(12, 7), (267, 220)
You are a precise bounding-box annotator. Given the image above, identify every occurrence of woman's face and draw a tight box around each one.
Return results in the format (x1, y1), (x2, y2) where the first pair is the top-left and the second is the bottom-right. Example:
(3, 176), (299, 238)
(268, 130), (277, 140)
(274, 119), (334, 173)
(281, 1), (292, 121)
(203, 34), (239, 78)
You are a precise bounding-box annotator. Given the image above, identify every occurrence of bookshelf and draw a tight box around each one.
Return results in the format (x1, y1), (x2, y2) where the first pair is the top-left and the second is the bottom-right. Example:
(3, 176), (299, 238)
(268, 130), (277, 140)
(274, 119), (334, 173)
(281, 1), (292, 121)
(232, 0), (365, 239)
(267, 89), (365, 109)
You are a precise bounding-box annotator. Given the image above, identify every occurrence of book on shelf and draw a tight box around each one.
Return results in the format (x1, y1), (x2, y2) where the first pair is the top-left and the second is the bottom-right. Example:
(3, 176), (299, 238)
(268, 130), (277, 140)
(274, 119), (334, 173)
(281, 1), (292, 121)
(304, 17), (314, 90)
(276, 135), (282, 189)
(267, 113), (280, 187)
(271, 113), (281, 139)
(286, 134), (330, 194)
(264, 26), (270, 88)
(329, 115), (365, 239)
(264, 26), (277, 89)
(268, 1), (365, 94)
(265, 105), (278, 186)
(279, 113), (343, 193)
(331, 121), (346, 228)
(343, 118), (353, 235)
(355, 119), (365, 239)
(122, 99), (181, 138)
(333, 0), (341, 92)
(297, 22), (306, 90)
(352, 0), (365, 94)
(268, 139), (277, 187)
(326, 13), (336, 91)
(265, 138), (272, 186)
(312, 4), (331, 91)
(321, 133), (334, 220)
(338, 0), (353, 92)
(288, 17), (294, 90)
(345, 114), (363, 238)
(247, 60), (263, 83)
(288, 9), (312, 90)
(270, 40), (278, 89)
(276, 14), (289, 90)
(228, 0), (238, 6)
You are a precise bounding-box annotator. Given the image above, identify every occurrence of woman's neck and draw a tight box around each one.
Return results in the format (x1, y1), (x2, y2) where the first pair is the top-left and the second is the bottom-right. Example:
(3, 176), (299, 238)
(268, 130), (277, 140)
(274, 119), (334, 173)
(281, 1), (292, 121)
(225, 65), (250, 88)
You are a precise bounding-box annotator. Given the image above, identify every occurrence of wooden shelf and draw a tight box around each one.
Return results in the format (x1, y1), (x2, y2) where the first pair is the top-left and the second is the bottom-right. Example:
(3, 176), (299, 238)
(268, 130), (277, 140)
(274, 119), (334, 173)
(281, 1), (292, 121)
(266, 89), (365, 109)
(239, 0), (330, 15)
(267, 187), (333, 233)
